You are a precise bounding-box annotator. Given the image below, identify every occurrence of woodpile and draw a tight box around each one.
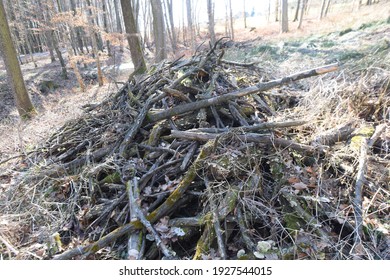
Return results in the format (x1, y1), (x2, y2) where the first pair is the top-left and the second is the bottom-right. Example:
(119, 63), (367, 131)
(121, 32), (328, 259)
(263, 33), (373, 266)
(9, 40), (389, 260)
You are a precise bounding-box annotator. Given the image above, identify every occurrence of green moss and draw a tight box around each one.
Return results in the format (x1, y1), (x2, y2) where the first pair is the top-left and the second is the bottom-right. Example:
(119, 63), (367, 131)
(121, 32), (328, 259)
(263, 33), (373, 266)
(350, 125), (375, 151)
(337, 50), (365, 61)
(321, 39), (336, 48)
(100, 172), (121, 184)
(359, 22), (377, 30)
(339, 28), (353, 36)
(283, 213), (304, 231)
(39, 80), (59, 93)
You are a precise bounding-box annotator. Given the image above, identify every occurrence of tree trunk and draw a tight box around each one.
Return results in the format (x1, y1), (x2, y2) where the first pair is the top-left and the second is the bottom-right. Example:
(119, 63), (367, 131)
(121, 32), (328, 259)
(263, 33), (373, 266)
(0, 0), (36, 118)
(267, 0), (271, 22)
(150, 0), (166, 62)
(228, 0), (234, 40)
(281, 0), (288, 33)
(102, 0), (111, 56)
(165, 0), (177, 52)
(52, 31), (68, 79)
(324, 0), (331, 17)
(69, 0), (84, 54)
(275, 0), (279, 21)
(85, 0), (103, 52)
(319, 0), (326, 19)
(186, 0), (195, 51)
(207, 0), (215, 45)
(297, 0), (307, 29)
(113, 0), (124, 52)
(243, 0), (247, 28)
(293, 0), (301, 22)
(120, 0), (147, 74)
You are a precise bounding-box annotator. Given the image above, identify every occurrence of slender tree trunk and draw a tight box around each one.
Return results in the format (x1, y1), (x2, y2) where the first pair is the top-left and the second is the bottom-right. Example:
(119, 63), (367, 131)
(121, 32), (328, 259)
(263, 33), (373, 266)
(228, 0), (234, 40)
(120, 0), (147, 74)
(186, 0), (195, 50)
(319, 0), (326, 19)
(324, 0), (331, 17)
(267, 0), (271, 22)
(102, 0), (111, 56)
(0, 0), (36, 118)
(281, 0), (288, 33)
(207, 0), (216, 45)
(151, 0), (166, 61)
(69, 0), (84, 54)
(297, 0), (307, 29)
(165, 0), (177, 52)
(243, 0), (247, 28)
(275, 0), (279, 21)
(113, 0), (124, 52)
(85, 0), (103, 52)
(305, 0), (311, 14)
(52, 31), (68, 79)
(293, 0), (301, 22)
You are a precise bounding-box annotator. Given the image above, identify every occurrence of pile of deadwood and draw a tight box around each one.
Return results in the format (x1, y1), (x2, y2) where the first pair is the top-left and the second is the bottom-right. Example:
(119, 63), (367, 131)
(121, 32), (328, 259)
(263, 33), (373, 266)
(12, 41), (389, 260)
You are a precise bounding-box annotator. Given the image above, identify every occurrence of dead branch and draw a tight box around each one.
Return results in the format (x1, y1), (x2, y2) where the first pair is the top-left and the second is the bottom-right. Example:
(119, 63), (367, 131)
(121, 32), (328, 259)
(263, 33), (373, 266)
(351, 137), (368, 254)
(148, 63), (339, 122)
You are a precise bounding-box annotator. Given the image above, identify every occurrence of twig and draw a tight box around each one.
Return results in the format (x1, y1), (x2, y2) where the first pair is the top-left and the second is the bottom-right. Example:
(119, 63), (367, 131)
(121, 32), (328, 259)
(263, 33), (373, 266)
(119, 94), (156, 157)
(236, 205), (256, 251)
(368, 123), (387, 148)
(127, 178), (176, 259)
(206, 178), (227, 260)
(146, 140), (215, 221)
(180, 142), (198, 171)
(0, 235), (19, 256)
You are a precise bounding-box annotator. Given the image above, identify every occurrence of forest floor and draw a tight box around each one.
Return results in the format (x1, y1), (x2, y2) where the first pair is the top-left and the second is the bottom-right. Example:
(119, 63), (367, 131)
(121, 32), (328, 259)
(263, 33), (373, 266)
(0, 3), (389, 260)
(0, 3), (389, 161)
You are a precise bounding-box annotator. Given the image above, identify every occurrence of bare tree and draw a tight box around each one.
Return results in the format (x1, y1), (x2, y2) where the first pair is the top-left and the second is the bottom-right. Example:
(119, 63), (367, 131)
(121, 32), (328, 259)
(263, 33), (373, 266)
(281, 0), (288, 33)
(121, 0), (147, 74)
(0, 0), (36, 118)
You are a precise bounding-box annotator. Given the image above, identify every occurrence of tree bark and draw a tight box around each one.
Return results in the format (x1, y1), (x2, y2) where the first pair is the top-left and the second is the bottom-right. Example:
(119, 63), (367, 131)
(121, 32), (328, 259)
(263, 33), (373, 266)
(293, 0), (301, 22)
(102, 0), (111, 56)
(297, 0), (307, 29)
(319, 0), (326, 19)
(165, 0), (177, 52)
(120, 0), (147, 74)
(186, 0), (195, 50)
(281, 0), (288, 33)
(207, 0), (216, 45)
(0, 0), (36, 118)
(243, 0), (247, 28)
(228, 0), (234, 40)
(150, 0), (166, 62)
